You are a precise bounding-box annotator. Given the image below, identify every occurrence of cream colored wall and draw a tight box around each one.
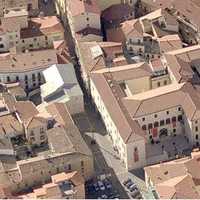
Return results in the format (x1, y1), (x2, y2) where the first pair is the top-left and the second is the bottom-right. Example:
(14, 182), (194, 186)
(6, 153), (93, 192)
(5, 0), (38, 9)
(0, 68), (45, 90)
(136, 106), (184, 142)
(191, 119), (200, 146)
(26, 123), (47, 146)
(19, 35), (50, 50)
(125, 76), (151, 95)
(77, 34), (103, 42)
(98, 0), (136, 11)
(48, 32), (64, 42)
(72, 13), (101, 32)
(151, 74), (171, 89)
(90, 78), (129, 168)
(7, 30), (20, 47)
(97, 0), (121, 11)
(2, 15), (28, 29)
(126, 137), (146, 170)
(127, 43), (145, 55)
(0, 33), (9, 52)
(164, 58), (179, 83)
(19, 32), (63, 51)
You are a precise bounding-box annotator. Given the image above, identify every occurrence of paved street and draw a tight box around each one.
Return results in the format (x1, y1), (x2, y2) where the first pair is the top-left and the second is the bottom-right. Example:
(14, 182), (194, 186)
(73, 103), (155, 199)
(58, 2), (155, 197)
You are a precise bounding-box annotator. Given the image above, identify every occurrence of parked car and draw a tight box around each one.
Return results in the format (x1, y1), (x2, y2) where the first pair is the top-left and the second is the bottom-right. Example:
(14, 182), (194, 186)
(126, 181), (134, 188)
(93, 183), (99, 191)
(101, 194), (108, 199)
(129, 183), (137, 190)
(104, 179), (112, 189)
(98, 181), (105, 191)
(123, 178), (132, 186)
(129, 187), (138, 192)
(131, 190), (140, 198)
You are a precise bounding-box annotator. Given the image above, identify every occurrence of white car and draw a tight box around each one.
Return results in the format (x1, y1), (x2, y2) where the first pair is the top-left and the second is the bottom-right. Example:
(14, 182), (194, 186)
(101, 194), (108, 199)
(98, 181), (105, 191)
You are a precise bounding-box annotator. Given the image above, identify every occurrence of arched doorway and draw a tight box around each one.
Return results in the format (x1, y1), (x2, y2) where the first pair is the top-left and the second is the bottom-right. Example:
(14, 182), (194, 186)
(159, 128), (168, 139)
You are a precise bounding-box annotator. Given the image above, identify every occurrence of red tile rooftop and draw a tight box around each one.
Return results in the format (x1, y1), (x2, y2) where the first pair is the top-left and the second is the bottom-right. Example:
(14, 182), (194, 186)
(68, 0), (100, 17)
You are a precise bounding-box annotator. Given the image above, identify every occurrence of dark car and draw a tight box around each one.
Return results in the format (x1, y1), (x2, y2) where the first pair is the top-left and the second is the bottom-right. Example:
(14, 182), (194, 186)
(123, 178), (132, 186)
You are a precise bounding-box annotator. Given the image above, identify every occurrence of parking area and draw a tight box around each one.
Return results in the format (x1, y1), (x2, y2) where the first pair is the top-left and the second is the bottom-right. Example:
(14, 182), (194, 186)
(122, 178), (143, 199)
(73, 103), (155, 199)
(86, 177), (121, 199)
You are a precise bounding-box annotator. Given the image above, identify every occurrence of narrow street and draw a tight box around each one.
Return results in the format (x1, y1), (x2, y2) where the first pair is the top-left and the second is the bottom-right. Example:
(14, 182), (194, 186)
(73, 103), (155, 199)
(55, 1), (155, 198)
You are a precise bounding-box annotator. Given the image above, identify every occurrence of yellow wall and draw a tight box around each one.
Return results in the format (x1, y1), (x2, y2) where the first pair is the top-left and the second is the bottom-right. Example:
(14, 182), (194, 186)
(126, 76), (151, 95)
(97, 0), (121, 11)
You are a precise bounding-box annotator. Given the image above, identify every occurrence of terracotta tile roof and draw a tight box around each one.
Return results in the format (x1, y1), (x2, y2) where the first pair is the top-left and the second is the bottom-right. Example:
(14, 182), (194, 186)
(52, 171), (84, 186)
(158, 34), (182, 53)
(106, 19), (144, 42)
(15, 101), (39, 123)
(68, 0), (100, 17)
(21, 16), (64, 39)
(0, 49), (58, 73)
(46, 102), (74, 127)
(141, 0), (200, 30)
(164, 45), (200, 82)
(90, 63), (151, 143)
(101, 3), (134, 22)
(144, 151), (200, 199)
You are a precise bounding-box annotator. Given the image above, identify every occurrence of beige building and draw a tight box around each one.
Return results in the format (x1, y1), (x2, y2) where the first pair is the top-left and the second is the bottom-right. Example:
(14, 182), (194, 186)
(0, 0), (38, 16)
(0, 48), (58, 92)
(139, 0), (200, 45)
(19, 171), (85, 199)
(0, 12), (64, 53)
(106, 8), (179, 58)
(77, 40), (200, 171)
(0, 102), (94, 193)
(144, 150), (200, 199)
(98, 0), (136, 11)
(20, 16), (64, 52)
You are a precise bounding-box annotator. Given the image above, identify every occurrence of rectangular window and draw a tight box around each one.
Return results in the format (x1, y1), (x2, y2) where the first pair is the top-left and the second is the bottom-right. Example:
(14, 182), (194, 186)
(172, 117), (176, 122)
(178, 115), (183, 121)
(148, 123), (153, 129)
(142, 125), (146, 130)
(166, 118), (171, 124)
(160, 120), (165, 126)
(7, 76), (10, 82)
(154, 121), (159, 128)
